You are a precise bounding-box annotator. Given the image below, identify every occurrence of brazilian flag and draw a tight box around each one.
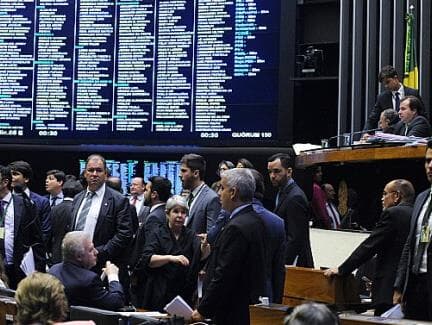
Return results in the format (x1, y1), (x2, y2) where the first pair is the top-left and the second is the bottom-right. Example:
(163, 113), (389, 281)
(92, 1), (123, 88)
(403, 10), (418, 89)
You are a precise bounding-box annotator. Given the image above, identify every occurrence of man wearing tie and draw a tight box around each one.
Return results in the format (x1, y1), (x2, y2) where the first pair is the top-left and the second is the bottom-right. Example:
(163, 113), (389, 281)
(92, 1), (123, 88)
(179, 153), (220, 234)
(394, 140), (432, 321)
(0, 165), (45, 289)
(364, 65), (421, 131)
(322, 183), (341, 229)
(267, 153), (313, 267)
(45, 169), (65, 207)
(71, 154), (133, 292)
(9, 161), (51, 251)
(129, 177), (150, 225)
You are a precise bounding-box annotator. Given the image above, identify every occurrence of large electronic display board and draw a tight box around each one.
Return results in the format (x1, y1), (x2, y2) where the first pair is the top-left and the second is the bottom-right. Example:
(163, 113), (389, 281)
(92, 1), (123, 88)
(0, 0), (282, 144)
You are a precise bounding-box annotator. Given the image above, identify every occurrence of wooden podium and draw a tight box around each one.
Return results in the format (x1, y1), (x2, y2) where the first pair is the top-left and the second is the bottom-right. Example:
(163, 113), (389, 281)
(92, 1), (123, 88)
(283, 266), (360, 307)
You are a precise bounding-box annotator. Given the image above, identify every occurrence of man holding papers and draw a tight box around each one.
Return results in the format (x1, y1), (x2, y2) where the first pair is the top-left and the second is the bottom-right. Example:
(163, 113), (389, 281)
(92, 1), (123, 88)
(192, 168), (266, 325)
(0, 165), (45, 289)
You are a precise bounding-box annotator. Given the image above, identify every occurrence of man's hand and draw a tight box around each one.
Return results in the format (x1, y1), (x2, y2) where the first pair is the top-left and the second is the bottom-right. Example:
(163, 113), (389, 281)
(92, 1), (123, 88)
(323, 268), (339, 277)
(103, 261), (119, 277)
(393, 290), (403, 304)
(191, 310), (204, 321)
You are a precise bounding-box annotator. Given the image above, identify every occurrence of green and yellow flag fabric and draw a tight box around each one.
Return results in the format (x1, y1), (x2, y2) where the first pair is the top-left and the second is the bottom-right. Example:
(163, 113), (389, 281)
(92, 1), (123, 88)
(403, 10), (418, 89)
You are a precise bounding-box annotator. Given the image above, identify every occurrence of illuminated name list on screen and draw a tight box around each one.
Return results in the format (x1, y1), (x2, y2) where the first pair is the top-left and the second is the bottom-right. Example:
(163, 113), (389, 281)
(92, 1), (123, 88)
(0, 0), (280, 142)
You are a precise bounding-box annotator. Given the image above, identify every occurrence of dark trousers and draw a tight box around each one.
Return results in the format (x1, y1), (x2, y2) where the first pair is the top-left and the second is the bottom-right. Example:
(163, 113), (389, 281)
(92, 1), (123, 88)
(5, 264), (25, 290)
(404, 273), (432, 321)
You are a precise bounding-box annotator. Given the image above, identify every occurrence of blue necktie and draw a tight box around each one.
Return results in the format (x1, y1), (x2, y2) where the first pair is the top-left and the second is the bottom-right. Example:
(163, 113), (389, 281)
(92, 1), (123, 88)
(51, 196), (58, 207)
(395, 92), (400, 112)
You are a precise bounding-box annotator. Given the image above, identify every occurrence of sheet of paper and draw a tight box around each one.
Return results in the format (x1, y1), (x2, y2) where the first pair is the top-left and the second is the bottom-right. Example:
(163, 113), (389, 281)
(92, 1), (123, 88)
(380, 304), (404, 319)
(20, 247), (35, 276)
(164, 295), (193, 320)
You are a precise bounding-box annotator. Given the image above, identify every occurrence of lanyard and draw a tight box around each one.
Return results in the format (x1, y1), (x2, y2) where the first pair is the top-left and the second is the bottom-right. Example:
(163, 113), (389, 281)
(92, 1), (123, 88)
(0, 199), (12, 226)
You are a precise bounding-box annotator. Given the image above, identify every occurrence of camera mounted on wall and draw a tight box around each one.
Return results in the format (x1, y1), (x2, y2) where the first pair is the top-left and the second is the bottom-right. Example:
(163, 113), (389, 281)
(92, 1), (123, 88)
(296, 46), (324, 77)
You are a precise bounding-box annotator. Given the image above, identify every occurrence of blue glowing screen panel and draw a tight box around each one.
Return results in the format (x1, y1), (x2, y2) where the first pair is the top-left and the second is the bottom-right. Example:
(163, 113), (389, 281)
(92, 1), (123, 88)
(0, 0), (281, 144)
(79, 159), (181, 195)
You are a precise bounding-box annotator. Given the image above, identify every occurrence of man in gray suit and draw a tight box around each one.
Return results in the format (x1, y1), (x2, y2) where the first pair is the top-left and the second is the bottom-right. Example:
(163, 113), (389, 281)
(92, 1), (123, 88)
(180, 154), (221, 234)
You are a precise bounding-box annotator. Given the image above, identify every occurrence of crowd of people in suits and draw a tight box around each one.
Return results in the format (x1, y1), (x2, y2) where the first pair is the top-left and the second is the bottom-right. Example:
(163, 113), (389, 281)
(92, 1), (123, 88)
(2, 136), (432, 323)
(0, 151), (314, 324)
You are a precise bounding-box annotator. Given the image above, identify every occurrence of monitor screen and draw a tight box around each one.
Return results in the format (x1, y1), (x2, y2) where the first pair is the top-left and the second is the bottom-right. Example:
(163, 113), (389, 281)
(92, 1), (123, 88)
(79, 159), (181, 195)
(79, 159), (138, 194)
(0, 0), (284, 145)
(143, 160), (182, 195)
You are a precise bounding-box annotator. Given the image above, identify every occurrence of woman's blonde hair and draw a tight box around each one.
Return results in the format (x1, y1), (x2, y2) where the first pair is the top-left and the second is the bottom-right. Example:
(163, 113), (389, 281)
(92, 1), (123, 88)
(15, 272), (68, 324)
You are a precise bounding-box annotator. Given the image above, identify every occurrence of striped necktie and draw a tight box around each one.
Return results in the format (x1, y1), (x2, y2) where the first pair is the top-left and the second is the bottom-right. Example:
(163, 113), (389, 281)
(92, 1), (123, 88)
(75, 192), (95, 231)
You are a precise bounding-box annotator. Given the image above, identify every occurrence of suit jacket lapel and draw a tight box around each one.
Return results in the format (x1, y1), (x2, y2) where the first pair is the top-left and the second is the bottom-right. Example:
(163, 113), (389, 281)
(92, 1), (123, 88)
(13, 196), (22, 238)
(71, 191), (85, 229)
(94, 190), (112, 235)
(274, 183), (292, 212)
(186, 185), (206, 226)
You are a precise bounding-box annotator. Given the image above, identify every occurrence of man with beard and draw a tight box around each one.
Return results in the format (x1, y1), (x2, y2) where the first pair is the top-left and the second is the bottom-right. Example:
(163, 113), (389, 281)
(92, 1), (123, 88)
(267, 153), (313, 267)
(130, 176), (171, 305)
(180, 154), (220, 234)
(142, 176), (172, 236)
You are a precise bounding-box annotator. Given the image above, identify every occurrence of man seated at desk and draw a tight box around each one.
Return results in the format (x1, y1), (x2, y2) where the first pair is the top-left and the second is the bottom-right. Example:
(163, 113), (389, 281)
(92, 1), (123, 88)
(379, 108), (399, 134)
(49, 231), (125, 311)
(392, 96), (432, 138)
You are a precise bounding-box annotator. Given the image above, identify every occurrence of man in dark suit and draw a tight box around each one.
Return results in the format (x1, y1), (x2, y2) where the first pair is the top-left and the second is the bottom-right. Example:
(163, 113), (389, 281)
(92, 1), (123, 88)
(267, 153), (313, 267)
(129, 175), (171, 305)
(250, 169), (286, 303)
(9, 161), (51, 250)
(70, 154), (133, 290)
(180, 153), (221, 234)
(142, 176), (172, 234)
(0, 165), (45, 289)
(192, 168), (266, 325)
(129, 177), (150, 225)
(325, 179), (415, 316)
(49, 231), (125, 310)
(393, 96), (432, 138)
(49, 179), (83, 265)
(365, 65), (421, 131)
(206, 169), (286, 303)
(394, 140), (432, 321)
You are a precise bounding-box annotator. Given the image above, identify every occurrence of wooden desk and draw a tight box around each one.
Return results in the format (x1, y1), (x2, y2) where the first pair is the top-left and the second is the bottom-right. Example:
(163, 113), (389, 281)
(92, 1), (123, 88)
(283, 266), (359, 307)
(0, 297), (16, 325)
(296, 145), (426, 168)
(249, 304), (289, 325)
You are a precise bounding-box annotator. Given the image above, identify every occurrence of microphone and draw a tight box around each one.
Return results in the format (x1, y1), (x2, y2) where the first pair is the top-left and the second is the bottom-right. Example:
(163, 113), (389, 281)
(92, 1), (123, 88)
(355, 127), (382, 135)
(351, 128), (383, 142)
(327, 128), (383, 147)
